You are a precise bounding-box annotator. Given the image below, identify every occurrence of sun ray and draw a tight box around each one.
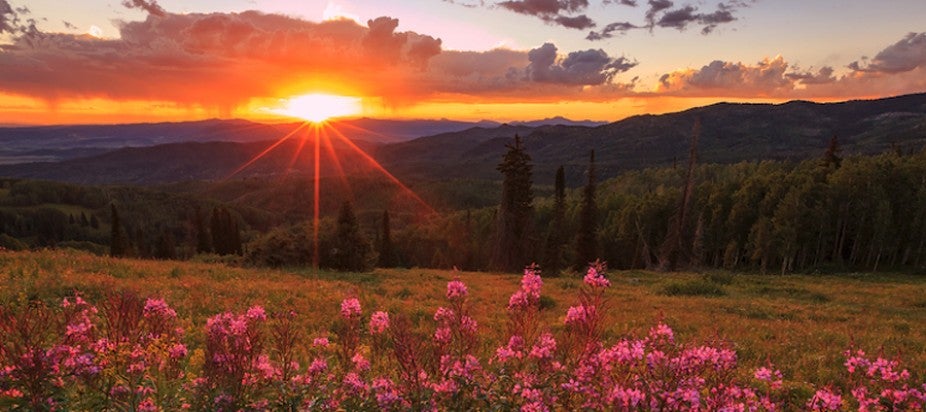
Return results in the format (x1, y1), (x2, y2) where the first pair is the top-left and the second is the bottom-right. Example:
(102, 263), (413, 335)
(225, 122), (310, 180)
(321, 122), (436, 215)
(312, 124), (321, 269)
(319, 126), (355, 202)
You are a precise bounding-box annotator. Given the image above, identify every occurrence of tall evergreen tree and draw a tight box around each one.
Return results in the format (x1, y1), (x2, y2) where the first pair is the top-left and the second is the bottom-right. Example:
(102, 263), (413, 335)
(492, 134), (534, 272)
(824, 135), (842, 167)
(109, 204), (128, 258)
(543, 165), (567, 276)
(332, 201), (375, 272)
(575, 151), (599, 271)
(378, 209), (395, 267)
(155, 228), (176, 260)
(658, 119), (700, 271)
(195, 207), (212, 254)
(210, 207), (241, 255)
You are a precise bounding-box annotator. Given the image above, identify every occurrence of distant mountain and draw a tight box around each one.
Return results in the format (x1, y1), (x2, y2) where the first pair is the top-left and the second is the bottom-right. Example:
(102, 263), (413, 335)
(509, 116), (607, 128)
(1, 93), (924, 185)
(376, 93), (926, 184)
(0, 118), (506, 165)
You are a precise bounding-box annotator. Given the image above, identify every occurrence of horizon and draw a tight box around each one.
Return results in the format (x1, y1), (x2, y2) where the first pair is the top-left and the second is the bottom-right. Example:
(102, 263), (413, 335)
(1, 91), (920, 128)
(2, 1), (925, 125)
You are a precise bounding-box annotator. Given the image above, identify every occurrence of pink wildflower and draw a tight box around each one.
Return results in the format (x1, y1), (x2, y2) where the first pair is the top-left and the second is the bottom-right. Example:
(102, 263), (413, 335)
(143, 298), (177, 319)
(446, 279), (468, 299)
(313, 336), (330, 348)
(808, 389), (843, 411)
(340, 298), (362, 318)
(529, 332), (557, 360)
(369, 311), (390, 335)
(169, 343), (188, 359)
(246, 305), (266, 321)
(583, 263), (610, 288)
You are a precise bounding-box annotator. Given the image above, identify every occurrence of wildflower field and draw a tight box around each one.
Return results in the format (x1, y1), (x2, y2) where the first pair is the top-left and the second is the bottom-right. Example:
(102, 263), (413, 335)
(1, 249), (925, 410)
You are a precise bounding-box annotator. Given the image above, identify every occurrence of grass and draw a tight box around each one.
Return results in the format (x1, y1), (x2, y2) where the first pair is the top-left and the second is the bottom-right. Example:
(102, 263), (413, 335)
(1, 249), (925, 388)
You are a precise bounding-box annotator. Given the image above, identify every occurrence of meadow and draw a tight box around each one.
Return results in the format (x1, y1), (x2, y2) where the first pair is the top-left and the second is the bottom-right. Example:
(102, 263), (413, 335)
(1, 249), (925, 410)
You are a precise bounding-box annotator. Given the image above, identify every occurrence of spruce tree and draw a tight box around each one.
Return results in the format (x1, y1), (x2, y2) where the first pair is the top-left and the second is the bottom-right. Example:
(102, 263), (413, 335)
(492, 134), (534, 272)
(543, 165), (567, 276)
(378, 210), (395, 267)
(575, 151), (598, 271)
(195, 207), (212, 254)
(824, 135), (842, 167)
(333, 201), (375, 272)
(109, 204), (128, 258)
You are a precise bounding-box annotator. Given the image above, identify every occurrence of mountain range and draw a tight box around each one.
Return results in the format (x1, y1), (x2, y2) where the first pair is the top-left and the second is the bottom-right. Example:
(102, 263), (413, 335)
(1, 93), (924, 185)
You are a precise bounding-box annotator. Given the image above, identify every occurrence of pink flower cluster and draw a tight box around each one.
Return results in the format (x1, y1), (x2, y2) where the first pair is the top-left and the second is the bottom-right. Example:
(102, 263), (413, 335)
(2, 263), (926, 410)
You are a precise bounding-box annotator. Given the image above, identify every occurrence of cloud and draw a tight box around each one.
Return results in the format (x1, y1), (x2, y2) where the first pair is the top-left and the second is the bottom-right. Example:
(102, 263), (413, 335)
(554, 15), (596, 29)
(658, 56), (801, 97)
(527, 42), (636, 85)
(586, 21), (639, 40)
(654, 48), (926, 100)
(589, 0), (746, 40)
(121, 0), (166, 17)
(496, 0), (597, 30)
(0, 7), (640, 108)
(1, 0), (18, 34)
(785, 66), (836, 85)
(849, 32), (926, 74)
(0, 11), (445, 108)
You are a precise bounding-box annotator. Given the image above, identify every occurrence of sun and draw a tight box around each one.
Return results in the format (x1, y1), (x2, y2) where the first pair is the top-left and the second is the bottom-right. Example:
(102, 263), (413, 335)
(273, 94), (361, 123)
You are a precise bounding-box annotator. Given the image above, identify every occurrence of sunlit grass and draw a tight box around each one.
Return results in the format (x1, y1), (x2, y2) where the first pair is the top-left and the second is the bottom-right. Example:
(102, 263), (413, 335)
(1, 248), (924, 388)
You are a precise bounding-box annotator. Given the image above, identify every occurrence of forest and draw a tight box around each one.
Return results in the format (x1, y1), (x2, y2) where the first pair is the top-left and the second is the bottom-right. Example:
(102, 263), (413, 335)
(1, 137), (925, 275)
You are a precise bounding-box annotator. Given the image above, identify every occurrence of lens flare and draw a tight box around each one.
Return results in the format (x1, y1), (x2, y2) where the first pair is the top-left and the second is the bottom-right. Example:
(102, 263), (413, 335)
(273, 94), (361, 123)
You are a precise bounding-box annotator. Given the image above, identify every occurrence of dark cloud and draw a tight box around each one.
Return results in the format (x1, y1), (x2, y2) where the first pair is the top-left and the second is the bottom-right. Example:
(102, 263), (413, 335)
(605, 0), (638, 5)
(121, 0), (166, 17)
(586, 21), (638, 40)
(554, 14), (596, 29)
(496, 0), (596, 30)
(849, 32), (926, 74)
(655, 2), (738, 34)
(1, 0), (17, 34)
(62, 20), (77, 30)
(527, 42), (636, 85)
(498, 0), (590, 15)
(645, 0), (674, 27)
(588, 0), (745, 40)
(785, 66), (836, 85)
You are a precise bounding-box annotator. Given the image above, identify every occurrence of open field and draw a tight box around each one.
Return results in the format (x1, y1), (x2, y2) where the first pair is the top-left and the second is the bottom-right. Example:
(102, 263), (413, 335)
(2, 248), (925, 392)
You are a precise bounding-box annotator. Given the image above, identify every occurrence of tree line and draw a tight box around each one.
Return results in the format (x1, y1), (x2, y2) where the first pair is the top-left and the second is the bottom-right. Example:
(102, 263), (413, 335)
(383, 135), (926, 274)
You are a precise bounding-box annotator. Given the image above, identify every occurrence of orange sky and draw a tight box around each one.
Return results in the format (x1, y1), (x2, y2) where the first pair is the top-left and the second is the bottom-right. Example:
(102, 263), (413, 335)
(1, 1), (925, 125)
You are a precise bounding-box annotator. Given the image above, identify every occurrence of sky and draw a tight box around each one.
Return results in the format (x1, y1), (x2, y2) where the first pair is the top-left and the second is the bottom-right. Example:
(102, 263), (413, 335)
(1, 0), (925, 124)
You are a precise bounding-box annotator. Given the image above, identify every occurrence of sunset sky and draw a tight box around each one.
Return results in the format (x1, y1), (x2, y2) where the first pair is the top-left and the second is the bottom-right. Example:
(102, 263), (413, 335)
(1, 0), (925, 124)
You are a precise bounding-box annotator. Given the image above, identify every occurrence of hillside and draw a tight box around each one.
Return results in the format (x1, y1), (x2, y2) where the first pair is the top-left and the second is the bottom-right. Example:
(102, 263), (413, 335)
(1, 93), (924, 185)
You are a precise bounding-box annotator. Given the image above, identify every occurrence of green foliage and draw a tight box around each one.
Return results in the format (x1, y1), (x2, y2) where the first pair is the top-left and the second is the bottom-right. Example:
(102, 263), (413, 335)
(492, 134), (534, 272)
(331, 201), (376, 272)
(662, 279), (726, 297)
(575, 150), (598, 271)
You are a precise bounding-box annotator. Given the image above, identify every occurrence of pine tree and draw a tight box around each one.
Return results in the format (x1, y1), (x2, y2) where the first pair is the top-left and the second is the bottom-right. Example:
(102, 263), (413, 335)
(109, 204), (128, 258)
(575, 151), (599, 271)
(195, 207), (212, 254)
(90, 214), (100, 229)
(824, 135), (842, 167)
(378, 210), (395, 267)
(543, 165), (567, 276)
(492, 134), (534, 272)
(332, 201), (375, 272)
(658, 119), (700, 271)
(155, 229), (176, 260)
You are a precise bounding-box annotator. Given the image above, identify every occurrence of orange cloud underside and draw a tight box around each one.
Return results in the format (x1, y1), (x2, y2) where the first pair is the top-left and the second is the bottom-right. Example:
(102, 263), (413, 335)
(0, 93), (804, 126)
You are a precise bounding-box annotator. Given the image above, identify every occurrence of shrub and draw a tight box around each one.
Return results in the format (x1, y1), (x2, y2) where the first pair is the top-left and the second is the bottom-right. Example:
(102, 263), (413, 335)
(662, 279), (727, 296)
